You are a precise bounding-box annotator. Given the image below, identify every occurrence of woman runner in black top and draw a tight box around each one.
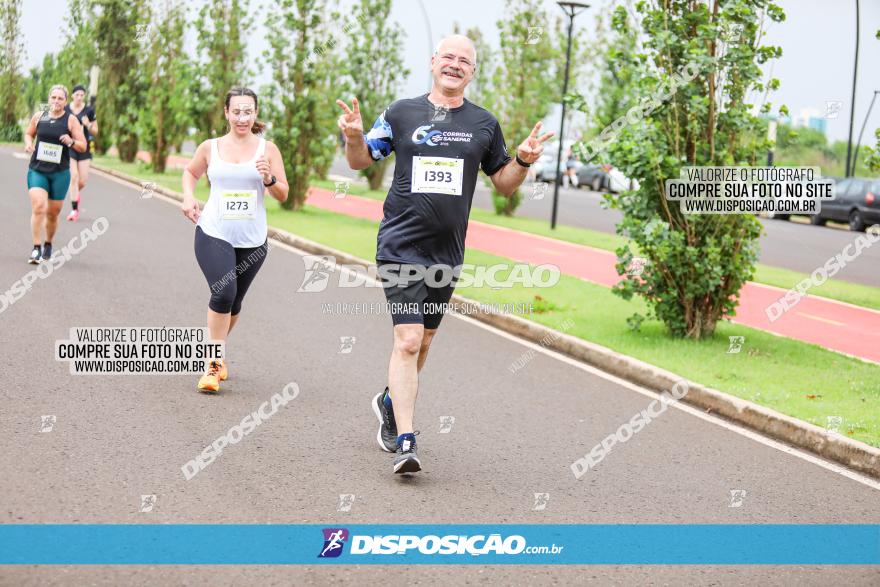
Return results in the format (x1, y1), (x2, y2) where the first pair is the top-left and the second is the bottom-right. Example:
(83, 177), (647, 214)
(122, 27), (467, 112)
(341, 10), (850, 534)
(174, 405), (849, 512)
(65, 84), (98, 221)
(23, 85), (87, 263)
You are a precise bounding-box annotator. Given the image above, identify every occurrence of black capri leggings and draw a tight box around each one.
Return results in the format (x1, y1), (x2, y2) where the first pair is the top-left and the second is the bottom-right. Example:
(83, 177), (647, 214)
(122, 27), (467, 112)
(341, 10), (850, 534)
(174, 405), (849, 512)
(194, 226), (268, 315)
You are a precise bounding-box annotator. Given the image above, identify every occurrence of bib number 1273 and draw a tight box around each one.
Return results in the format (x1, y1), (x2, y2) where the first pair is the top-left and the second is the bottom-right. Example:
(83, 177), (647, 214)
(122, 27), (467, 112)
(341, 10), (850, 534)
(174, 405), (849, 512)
(220, 190), (257, 220)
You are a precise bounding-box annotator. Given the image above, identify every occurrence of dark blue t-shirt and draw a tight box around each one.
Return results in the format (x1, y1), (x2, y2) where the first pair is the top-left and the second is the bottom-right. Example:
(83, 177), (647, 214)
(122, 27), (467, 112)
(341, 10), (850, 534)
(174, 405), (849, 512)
(366, 94), (510, 267)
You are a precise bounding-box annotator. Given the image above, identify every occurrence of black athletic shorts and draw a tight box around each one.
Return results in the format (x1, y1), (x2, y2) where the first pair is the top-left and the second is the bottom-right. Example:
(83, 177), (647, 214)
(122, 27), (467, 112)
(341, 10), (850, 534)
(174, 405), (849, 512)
(378, 262), (456, 330)
(70, 140), (93, 161)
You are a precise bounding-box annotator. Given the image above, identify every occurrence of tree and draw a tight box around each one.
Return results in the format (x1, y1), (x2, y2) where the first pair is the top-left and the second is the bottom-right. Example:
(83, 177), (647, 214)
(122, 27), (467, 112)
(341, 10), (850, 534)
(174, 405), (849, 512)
(481, 0), (563, 216)
(343, 0), (409, 190)
(22, 56), (56, 117)
(263, 0), (339, 210)
(596, 1), (785, 339)
(191, 0), (253, 142)
(587, 6), (640, 137)
(867, 128), (880, 173)
(452, 23), (493, 108)
(59, 0), (99, 89)
(0, 0), (25, 141)
(138, 0), (193, 173)
(20, 1), (99, 137)
(94, 0), (147, 162)
(863, 30), (880, 174)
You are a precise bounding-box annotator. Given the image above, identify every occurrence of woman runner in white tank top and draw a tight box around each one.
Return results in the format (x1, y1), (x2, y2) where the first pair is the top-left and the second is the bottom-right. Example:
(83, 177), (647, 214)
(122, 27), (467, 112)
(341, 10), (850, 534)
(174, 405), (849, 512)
(181, 87), (289, 393)
(198, 136), (269, 247)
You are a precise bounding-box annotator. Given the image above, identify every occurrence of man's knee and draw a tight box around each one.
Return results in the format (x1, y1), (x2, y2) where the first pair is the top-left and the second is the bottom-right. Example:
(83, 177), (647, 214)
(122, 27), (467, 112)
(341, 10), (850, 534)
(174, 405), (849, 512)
(394, 325), (424, 356)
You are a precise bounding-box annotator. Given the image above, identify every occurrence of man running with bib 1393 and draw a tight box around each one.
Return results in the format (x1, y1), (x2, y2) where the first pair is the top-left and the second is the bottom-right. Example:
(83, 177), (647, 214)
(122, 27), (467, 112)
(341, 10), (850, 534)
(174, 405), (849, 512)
(337, 34), (553, 474)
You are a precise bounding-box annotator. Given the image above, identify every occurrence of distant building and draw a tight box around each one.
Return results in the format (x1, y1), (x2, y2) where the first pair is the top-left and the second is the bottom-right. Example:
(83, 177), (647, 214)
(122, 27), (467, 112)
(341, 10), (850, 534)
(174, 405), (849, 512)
(791, 107), (827, 135)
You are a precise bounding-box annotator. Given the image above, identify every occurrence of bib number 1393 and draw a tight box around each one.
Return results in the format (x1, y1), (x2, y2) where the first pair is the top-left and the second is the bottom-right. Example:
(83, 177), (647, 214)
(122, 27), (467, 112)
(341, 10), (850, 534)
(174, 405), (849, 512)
(412, 156), (464, 196)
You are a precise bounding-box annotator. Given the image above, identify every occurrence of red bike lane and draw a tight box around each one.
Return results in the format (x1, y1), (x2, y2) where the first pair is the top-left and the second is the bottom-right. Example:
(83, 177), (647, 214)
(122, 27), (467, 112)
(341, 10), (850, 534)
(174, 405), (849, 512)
(306, 187), (880, 364)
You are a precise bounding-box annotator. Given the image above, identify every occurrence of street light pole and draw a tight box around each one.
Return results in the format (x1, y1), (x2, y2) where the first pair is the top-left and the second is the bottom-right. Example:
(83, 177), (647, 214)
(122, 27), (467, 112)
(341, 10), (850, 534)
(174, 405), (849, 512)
(852, 90), (879, 176)
(844, 0), (860, 177)
(551, 2), (590, 230)
(417, 0), (434, 92)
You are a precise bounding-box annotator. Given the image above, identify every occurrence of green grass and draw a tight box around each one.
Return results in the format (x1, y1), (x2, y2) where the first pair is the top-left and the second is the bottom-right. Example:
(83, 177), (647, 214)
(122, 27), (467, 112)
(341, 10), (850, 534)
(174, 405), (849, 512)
(312, 178), (880, 311)
(96, 158), (880, 447)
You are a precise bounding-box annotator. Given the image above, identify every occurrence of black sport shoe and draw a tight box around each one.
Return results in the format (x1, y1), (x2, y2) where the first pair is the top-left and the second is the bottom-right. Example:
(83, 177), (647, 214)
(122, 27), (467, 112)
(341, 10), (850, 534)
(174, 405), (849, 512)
(28, 247), (41, 264)
(393, 432), (422, 474)
(41, 243), (52, 261)
(372, 388), (397, 453)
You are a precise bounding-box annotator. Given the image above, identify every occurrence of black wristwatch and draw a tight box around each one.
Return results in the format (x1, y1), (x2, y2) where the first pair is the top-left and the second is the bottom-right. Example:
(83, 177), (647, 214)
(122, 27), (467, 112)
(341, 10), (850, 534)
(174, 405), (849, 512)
(515, 155), (532, 168)
(263, 175), (277, 187)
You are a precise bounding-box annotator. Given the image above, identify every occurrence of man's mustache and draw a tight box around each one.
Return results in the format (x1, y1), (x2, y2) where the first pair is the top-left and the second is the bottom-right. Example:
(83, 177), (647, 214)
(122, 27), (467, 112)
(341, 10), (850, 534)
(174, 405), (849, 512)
(440, 67), (464, 78)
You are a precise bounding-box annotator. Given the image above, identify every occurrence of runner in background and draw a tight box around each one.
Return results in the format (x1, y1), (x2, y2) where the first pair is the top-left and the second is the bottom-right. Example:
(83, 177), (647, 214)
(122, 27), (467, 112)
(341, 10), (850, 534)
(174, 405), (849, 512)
(181, 87), (289, 393)
(23, 85), (87, 264)
(65, 84), (98, 221)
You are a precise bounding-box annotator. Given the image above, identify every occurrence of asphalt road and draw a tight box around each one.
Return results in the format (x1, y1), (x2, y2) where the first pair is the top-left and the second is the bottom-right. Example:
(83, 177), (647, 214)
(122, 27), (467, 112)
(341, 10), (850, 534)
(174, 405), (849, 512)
(1, 150), (878, 585)
(330, 158), (880, 288)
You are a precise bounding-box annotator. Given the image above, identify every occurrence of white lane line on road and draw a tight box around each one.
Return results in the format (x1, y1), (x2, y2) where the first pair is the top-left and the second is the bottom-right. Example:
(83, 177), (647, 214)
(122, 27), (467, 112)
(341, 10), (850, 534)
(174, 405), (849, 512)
(95, 167), (880, 492)
(456, 316), (880, 492)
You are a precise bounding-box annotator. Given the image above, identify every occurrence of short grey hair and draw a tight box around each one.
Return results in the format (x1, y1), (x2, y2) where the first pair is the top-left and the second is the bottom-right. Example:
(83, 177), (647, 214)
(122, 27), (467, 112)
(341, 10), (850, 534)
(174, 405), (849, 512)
(48, 84), (69, 100)
(434, 34), (477, 65)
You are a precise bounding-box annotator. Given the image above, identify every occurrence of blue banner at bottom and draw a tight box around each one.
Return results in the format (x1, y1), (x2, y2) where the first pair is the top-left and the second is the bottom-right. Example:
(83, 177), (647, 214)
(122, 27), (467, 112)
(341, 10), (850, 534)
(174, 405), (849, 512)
(0, 525), (877, 564)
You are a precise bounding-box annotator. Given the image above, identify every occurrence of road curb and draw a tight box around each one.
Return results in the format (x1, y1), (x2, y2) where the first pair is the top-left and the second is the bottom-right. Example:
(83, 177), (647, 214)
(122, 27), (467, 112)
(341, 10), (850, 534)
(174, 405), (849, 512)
(93, 163), (880, 481)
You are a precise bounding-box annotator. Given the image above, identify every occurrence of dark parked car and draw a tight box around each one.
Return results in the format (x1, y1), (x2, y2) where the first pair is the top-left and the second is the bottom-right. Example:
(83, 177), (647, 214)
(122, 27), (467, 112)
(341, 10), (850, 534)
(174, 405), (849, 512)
(578, 163), (640, 192)
(535, 160), (638, 193)
(576, 164), (609, 191)
(813, 177), (880, 231)
(770, 176), (880, 231)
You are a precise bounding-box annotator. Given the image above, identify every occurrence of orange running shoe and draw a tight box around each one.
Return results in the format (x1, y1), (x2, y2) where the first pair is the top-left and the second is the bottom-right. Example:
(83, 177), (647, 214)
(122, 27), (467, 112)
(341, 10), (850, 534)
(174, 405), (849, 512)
(218, 359), (228, 381)
(198, 360), (222, 393)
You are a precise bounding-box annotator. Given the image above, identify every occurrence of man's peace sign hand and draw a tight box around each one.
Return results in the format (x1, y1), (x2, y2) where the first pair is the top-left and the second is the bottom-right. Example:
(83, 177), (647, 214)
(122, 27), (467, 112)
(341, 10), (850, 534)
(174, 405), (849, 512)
(336, 97), (364, 142)
(516, 121), (554, 164)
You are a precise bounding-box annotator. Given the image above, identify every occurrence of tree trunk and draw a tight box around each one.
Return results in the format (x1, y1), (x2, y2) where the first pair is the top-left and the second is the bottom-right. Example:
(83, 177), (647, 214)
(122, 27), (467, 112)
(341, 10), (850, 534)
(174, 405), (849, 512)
(289, 174), (308, 211)
(117, 134), (138, 162)
(152, 106), (166, 173)
(366, 160), (387, 190)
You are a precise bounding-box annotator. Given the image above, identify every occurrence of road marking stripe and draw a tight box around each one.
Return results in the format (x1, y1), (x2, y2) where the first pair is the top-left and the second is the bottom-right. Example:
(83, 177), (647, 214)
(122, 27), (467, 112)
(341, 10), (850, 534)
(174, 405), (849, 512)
(458, 314), (880, 491)
(797, 312), (847, 326)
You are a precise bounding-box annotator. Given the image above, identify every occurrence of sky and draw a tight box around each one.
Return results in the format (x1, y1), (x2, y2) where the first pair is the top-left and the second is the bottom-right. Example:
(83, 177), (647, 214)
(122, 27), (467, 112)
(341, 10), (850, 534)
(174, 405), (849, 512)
(18, 0), (880, 144)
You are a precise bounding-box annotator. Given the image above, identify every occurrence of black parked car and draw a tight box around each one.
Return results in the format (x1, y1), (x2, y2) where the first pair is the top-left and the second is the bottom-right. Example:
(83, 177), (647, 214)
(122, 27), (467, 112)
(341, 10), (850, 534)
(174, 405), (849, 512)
(812, 177), (880, 231)
(576, 164), (609, 191)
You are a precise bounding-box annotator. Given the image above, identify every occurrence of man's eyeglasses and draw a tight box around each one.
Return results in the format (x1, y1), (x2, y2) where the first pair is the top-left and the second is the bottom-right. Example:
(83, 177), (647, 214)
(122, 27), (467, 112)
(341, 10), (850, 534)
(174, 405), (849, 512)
(438, 53), (474, 69)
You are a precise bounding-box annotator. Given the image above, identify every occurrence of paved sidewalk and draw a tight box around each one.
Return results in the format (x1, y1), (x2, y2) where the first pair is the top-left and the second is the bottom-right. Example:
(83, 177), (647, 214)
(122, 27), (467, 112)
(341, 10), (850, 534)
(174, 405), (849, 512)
(305, 187), (880, 364)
